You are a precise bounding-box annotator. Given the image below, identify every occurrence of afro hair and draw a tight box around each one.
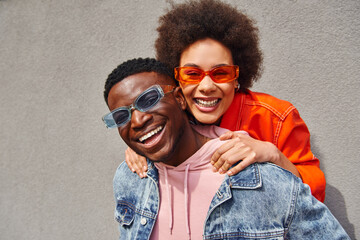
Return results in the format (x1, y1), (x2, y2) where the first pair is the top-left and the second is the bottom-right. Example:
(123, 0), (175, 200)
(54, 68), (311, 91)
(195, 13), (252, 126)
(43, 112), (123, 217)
(155, 0), (263, 91)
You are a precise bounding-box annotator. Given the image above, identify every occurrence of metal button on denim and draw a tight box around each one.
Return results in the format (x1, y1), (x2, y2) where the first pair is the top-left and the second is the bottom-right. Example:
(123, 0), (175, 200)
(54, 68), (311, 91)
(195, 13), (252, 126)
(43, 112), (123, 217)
(140, 217), (147, 225)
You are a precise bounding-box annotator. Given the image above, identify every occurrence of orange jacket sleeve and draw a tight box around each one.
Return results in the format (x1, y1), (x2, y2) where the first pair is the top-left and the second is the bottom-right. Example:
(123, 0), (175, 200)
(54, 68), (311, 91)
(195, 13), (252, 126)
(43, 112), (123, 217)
(221, 91), (326, 202)
(276, 108), (326, 202)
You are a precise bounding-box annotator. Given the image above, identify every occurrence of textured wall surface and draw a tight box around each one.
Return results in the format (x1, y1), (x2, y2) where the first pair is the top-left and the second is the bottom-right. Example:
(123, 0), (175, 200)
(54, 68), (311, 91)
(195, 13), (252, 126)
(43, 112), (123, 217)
(0, 0), (359, 239)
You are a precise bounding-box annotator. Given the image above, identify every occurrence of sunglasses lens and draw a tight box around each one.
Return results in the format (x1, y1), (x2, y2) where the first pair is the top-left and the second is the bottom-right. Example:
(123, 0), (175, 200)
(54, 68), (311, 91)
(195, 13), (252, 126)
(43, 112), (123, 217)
(178, 67), (203, 83)
(176, 66), (238, 84)
(102, 108), (129, 128)
(136, 88), (161, 111)
(211, 66), (236, 82)
(103, 85), (171, 128)
(112, 109), (130, 126)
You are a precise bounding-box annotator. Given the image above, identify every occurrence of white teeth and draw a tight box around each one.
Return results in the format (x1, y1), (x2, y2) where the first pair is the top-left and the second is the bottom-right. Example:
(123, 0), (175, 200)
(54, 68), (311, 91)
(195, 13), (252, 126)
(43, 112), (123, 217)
(196, 99), (219, 107)
(139, 126), (163, 142)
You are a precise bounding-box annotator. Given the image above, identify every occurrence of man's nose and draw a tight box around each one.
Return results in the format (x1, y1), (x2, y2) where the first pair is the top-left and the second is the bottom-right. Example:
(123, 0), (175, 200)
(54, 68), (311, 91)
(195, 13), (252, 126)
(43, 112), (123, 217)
(130, 110), (153, 129)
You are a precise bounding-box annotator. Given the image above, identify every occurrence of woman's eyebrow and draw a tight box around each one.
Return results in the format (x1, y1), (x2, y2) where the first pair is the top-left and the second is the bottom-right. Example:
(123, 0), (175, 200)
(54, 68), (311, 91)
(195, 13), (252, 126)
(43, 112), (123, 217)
(183, 63), (200, 67)
(182, 63), (230, 68)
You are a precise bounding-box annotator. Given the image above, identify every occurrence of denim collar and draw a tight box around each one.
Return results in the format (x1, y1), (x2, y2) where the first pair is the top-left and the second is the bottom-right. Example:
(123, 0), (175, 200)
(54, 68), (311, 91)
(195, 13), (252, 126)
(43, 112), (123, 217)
(228, 163), (262, 189)
(146, 160), (159, 181)
(146, 160), (262, 189)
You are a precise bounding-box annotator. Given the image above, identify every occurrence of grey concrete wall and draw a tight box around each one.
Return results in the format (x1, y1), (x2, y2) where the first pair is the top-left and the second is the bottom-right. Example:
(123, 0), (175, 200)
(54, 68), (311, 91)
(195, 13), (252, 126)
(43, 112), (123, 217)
(0, 0), (359, 239)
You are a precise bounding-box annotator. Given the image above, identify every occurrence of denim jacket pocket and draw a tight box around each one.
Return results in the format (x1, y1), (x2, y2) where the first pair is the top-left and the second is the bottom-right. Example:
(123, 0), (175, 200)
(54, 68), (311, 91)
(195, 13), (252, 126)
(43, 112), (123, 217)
(115, 201), (135, 226)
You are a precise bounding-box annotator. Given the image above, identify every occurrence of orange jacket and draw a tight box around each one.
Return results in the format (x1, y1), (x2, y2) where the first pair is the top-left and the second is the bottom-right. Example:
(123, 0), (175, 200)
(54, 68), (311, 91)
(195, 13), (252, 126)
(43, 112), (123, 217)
(220, 90), (326, 202)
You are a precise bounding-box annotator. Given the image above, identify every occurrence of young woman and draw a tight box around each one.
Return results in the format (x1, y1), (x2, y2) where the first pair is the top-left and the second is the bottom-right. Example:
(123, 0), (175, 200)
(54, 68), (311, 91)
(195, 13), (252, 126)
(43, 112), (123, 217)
(126, 0), (325, 201)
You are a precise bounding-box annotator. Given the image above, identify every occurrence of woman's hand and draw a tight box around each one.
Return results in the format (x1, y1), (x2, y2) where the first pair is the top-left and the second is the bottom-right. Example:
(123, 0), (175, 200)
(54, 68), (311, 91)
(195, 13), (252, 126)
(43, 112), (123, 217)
(125, 147), (148, 178)
(211, 131), (301, 178)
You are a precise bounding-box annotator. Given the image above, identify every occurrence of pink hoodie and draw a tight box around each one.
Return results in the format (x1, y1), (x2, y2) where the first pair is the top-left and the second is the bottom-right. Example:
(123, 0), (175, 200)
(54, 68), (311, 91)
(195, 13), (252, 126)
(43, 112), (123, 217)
(150, 125), (246, 240)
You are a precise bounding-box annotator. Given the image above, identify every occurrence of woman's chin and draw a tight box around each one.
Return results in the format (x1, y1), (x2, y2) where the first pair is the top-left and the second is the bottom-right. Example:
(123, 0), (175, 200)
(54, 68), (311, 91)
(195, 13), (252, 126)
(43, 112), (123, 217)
(193, 112), (221, 125)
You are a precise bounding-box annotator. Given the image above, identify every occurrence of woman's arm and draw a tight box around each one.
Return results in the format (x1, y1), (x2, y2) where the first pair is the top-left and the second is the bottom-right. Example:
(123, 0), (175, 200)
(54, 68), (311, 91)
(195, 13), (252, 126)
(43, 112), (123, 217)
(213, 107), (326, 202)
(211, 132), (301, 178)
(277, 108), (325, 201)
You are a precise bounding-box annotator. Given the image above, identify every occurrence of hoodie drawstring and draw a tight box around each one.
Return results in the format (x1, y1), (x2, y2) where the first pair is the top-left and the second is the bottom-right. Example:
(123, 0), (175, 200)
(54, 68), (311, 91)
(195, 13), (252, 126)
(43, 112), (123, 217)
(163, 166), (173, 234)
(184, 164), (191, 240)
(163, 164), (191, 239)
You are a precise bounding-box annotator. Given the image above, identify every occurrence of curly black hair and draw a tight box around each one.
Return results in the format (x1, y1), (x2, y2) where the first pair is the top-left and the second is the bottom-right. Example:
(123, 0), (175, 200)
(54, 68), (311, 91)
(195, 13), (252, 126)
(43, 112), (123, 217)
(155, 0), (263, 91)
(103, 58), (174, 105)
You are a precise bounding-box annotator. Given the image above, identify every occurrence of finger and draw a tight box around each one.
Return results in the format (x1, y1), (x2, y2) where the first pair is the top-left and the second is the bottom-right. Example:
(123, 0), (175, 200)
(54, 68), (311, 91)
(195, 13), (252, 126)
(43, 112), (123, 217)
(134, 155), (148, 178)
(126, 148), (145, 178)
(217, 146), (248, 173)
(219, 131), (249, 141)
(227, 151), (256, 176)
(211, 138), (242, 165)
(219, 131), (235, 140)
(211, 141), (240, 172)
(125, 148), (136, 172)
(134, 153), (148, 172)
(218, 161), (232, 174)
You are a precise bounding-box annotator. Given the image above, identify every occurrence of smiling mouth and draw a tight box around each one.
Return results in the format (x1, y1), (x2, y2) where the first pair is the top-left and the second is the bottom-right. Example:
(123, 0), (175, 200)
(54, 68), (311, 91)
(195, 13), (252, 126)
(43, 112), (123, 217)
(139, 126), (164, 143)
(195, 99), (220, 107)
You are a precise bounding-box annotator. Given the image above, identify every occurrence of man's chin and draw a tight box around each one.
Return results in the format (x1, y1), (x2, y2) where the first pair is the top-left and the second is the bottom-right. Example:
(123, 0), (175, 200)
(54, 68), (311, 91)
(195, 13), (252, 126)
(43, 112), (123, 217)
(146, 156), (167, 163)
(146, 151), (174, 165)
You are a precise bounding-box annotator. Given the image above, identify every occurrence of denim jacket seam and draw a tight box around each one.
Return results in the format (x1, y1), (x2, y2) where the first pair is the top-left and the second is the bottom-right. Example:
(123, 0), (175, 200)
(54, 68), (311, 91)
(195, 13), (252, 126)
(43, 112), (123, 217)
(144, 174), (160, 240)
(245, 100), (296, 146)
(274, 118), (282, 146)
(283, 177), (299, 236)
(245, 100), (281, 119)
(203, 178), (233, 236)
(274, 105), (296, 146)
(116, 200), (157, 220)
(204, 229), (285, 239)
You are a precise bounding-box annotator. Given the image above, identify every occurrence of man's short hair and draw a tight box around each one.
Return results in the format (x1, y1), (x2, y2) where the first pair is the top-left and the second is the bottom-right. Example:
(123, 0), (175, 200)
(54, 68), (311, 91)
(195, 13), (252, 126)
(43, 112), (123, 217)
(104, 58), (174, 104)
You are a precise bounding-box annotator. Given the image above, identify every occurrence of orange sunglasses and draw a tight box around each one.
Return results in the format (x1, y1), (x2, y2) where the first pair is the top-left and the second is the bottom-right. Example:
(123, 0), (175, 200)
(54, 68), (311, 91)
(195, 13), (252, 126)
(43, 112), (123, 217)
(174, 65), (239, 85)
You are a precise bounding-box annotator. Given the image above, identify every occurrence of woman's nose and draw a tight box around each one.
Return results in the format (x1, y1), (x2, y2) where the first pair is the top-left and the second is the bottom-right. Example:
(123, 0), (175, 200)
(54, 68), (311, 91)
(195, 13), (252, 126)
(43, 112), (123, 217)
(197, 75), (217, 94)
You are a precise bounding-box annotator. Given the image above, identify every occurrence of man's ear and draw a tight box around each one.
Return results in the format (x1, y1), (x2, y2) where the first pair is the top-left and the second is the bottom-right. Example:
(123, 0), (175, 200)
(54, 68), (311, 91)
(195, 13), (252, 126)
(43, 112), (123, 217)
(174, 87), (187, 110)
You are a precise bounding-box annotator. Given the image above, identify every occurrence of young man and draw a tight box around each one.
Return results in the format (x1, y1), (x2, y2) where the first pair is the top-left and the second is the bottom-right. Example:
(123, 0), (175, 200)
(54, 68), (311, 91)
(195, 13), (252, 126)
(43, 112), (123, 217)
(102, 58), (349, 240)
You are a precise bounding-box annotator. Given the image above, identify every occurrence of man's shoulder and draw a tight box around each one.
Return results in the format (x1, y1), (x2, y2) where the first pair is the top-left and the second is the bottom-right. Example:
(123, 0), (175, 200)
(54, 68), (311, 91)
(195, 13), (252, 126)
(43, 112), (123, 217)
(113, 161), (143, 191)
(259, 162), (302, 184)
(230, 162), (302, 190)
(113, 160), (158, 194)
(114, 161), (135, 179)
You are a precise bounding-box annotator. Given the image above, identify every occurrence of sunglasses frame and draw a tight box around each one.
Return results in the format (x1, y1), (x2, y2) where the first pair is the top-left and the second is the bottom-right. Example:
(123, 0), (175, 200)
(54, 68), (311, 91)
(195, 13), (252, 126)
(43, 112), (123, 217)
(174, 65), (239, 85)
(103, 84), (175, 129)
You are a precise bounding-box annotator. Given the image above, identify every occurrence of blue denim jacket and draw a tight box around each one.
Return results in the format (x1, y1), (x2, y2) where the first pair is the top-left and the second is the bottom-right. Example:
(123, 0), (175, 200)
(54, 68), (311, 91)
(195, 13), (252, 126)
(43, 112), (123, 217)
(113, 161), (349, 240)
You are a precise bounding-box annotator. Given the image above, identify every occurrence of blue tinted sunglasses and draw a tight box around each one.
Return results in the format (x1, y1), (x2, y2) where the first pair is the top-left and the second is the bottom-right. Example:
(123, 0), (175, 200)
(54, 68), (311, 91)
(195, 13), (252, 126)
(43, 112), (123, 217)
(102, 85), (175, 128)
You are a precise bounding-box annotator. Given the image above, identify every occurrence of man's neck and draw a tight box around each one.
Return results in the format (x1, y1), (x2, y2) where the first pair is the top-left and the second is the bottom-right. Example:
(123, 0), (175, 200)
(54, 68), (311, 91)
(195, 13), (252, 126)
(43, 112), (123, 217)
(165, 124), (210, 167)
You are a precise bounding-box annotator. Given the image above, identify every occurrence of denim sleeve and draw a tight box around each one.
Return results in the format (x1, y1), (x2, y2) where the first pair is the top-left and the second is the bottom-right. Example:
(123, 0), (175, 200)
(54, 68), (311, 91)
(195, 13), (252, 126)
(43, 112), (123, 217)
(113, 162), (138, 240)
(285, 179), (350, 239)
(113, 161), (158, 240)
(113, 162), (128, 240)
